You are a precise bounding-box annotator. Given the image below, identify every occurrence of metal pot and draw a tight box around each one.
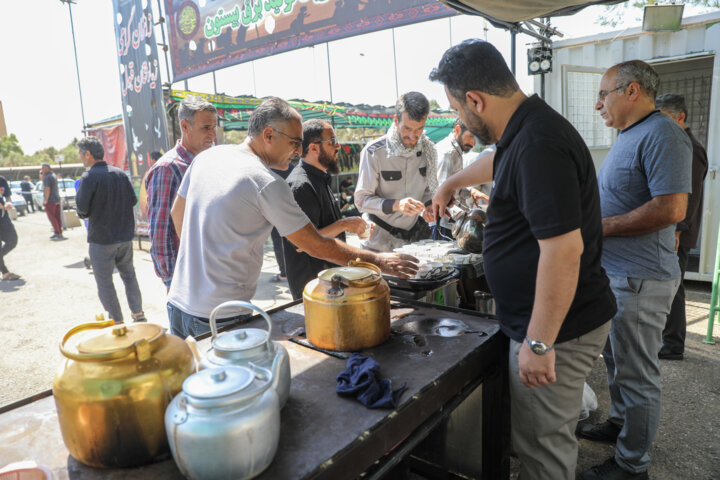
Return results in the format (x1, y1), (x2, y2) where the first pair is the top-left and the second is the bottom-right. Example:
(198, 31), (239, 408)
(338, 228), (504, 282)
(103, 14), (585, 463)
(165, 364), (280, 480)
(187, 300), (291, 408)
(303, 260), (390, 351)
(53, 321), (196, 468)
(452, 208), (487, 254)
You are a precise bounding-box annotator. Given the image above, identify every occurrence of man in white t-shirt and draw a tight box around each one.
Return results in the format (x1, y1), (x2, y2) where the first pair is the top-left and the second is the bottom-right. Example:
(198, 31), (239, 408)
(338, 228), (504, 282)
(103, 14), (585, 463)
(167, 97), (418, 338)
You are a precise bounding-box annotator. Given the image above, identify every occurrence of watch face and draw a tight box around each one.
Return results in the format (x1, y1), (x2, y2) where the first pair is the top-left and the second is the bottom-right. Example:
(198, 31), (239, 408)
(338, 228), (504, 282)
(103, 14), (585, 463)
(531, 343), (547, 355)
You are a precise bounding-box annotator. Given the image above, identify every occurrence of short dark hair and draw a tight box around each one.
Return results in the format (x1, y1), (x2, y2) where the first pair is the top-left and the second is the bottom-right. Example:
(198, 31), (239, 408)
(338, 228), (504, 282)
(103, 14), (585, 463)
(247, 97), (301, 137)
(454, 118), (468, 135)
(612, 60), (660, 100)
(150, 151), (163, 161)
(301, 119), (330, 157)
(429, 39), (519, 101)
(396, 91), (430, 122)
(655, 93), (687, 119)
(77, 136), (104, 160)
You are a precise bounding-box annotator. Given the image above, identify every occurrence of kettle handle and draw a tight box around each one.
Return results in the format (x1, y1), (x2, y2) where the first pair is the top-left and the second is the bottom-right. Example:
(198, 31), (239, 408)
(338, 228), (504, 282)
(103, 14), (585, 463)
(208, 301), (274, 353)
(59, 320), (164, 362)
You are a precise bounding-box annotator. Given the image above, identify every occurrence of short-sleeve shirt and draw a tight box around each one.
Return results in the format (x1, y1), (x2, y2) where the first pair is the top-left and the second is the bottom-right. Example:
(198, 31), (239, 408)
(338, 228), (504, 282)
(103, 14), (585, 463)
(282, 161), (346, 300)
(43, 172), (61, 204)
(598, 111), (692, 280)
(168, 145), (310, 318)
(483, 95), (616, 344)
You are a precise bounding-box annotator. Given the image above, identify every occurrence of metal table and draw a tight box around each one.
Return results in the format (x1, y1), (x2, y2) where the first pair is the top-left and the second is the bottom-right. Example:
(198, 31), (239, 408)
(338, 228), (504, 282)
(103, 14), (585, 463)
(0, 298), (509, 480)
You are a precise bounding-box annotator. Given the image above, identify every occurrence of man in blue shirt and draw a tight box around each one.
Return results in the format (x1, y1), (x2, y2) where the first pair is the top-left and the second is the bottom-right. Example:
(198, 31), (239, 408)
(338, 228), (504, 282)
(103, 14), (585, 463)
(578, 60), (692, 480)
(76, 136), (146, 324)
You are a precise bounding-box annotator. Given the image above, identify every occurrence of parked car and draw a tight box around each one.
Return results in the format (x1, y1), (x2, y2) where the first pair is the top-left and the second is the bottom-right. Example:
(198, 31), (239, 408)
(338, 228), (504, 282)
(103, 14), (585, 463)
(32, 179), (77, 211)
(9, 191), (27, 216)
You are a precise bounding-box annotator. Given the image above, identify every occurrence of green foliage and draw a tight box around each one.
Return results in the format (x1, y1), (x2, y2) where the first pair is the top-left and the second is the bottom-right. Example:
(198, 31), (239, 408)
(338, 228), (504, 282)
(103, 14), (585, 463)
(599, 0), (720, 27)
(429, 99), (442, 111)
(0, 133), (24, 159)
(0, 135), (79, 167)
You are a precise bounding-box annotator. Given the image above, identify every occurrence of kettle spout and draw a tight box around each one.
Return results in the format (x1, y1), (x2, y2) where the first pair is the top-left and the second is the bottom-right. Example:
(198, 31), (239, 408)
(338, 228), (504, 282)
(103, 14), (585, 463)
(185, 336), (202, 372)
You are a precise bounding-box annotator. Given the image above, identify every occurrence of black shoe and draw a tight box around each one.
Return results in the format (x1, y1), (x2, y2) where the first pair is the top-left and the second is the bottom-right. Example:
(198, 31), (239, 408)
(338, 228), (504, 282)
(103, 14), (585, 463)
(658, 345), (683, 360)
(577, 420), (621, 443)
(578, 457), (648, 480)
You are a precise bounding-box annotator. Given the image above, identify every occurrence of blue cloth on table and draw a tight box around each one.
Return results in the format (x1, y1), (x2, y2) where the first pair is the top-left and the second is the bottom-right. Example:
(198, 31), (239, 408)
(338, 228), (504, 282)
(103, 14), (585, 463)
(336, 353), (407, 409)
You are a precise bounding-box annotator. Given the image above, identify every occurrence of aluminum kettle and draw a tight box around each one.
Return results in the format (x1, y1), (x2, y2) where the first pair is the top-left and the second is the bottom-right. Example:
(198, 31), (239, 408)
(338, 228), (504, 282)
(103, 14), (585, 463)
(165, 364), (280, 480)
(186, 300), (291, 408)
(451, 208), (487, 254)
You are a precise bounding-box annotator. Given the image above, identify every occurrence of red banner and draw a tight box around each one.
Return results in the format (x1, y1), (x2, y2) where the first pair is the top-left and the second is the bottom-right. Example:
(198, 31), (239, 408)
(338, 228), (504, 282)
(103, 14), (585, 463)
(87, 124), (127, 170)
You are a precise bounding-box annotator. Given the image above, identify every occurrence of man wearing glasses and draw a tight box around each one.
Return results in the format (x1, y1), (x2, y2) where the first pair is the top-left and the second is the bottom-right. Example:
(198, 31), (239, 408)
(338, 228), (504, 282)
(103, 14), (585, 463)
(282, 119), (368, 299)
(167, 98), (418, 339)
(578, 60), (692, 480)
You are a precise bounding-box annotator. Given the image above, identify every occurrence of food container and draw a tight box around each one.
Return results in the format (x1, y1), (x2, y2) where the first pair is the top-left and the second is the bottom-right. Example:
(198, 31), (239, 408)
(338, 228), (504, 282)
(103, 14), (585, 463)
(165, 365), (280, 480)
(188, 300), (291, 408)
(53, 321), (196, 468)
(303, 260), (390, 351)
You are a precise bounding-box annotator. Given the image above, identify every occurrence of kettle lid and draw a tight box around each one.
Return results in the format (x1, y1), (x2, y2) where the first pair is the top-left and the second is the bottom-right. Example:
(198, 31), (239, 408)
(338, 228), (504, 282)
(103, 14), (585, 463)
(183, 366), (254, 399)
(75, 323), (163, 355)
(318, 266), (378, 284)
(213, 328), (267, 355)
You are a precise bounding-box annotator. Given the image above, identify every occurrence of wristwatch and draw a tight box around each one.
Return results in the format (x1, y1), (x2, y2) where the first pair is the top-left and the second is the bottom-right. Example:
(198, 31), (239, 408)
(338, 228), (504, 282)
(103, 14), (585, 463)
(525, 337), (554, 355)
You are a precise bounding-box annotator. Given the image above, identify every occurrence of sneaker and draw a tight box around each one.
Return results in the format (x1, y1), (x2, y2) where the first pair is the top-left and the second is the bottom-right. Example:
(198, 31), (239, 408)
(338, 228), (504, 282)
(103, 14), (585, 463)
(578, 457), (648, 480)
(658, 345), (683, 360)
(577, 420), (621, 443)
(131, 312), (148, 323)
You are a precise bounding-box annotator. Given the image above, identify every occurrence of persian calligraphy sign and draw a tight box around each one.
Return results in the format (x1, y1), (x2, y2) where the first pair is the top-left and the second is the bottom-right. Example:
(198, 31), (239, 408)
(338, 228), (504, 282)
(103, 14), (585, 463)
(113, 0), (170, 234)
(165, 0), (456, 81)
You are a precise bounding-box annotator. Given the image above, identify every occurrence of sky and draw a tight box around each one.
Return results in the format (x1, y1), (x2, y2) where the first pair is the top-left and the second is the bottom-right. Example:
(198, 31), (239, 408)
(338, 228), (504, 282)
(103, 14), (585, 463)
(0, 1), (716, 154)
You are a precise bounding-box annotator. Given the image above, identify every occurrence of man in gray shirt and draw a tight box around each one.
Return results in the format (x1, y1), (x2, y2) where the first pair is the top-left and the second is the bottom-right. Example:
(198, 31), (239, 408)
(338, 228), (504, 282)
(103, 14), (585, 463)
(168, 97), (418, 338)
(41, 163), (64, 240)
(578, 60), (691, 480)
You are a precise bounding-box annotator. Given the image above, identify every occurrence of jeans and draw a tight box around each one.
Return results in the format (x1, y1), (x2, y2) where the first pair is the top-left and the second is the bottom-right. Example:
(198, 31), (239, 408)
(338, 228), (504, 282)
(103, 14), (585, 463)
(510, 321), (610, 480)
(604, 275), (680, 473)
(0, 212), (18, 275)
(89, 241), (143, 323)
(22, 193), (34, 212)
(167, 302), (250, 339)
(662, 246), (689, 353)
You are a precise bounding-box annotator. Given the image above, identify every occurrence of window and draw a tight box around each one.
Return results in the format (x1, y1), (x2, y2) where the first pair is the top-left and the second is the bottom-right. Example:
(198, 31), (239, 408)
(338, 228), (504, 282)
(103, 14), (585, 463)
(562, 65), (615, 148)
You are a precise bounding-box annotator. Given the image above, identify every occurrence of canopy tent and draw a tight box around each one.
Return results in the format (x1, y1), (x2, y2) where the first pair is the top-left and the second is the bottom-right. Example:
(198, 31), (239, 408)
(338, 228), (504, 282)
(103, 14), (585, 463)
(440, 0), (625, 30)
(168, 90), (459, 143)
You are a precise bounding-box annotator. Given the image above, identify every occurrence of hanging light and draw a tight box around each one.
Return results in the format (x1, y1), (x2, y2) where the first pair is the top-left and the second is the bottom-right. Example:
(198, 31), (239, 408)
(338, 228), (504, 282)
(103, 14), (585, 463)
(527, 45), (552, 76)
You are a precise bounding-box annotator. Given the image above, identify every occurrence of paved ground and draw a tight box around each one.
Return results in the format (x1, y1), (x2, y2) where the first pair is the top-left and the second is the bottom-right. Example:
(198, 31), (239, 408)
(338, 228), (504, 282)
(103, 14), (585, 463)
(1, 211), (719, 478)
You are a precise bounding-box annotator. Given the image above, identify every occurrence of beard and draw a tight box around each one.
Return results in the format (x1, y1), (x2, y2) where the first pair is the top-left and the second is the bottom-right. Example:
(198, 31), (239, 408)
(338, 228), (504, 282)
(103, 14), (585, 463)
(318, 147), (340, 174)
(461, 106), (494, 145)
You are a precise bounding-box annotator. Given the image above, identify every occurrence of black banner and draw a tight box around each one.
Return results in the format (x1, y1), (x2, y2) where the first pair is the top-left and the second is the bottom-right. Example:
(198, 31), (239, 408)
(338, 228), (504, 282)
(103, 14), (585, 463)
(164, 0), (456, 81)
(113, 0), (170, 233)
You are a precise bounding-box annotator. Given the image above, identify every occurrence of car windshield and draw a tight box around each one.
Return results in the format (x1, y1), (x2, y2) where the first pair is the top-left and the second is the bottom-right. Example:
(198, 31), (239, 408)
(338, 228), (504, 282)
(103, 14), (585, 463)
(59, 179), (75, 188)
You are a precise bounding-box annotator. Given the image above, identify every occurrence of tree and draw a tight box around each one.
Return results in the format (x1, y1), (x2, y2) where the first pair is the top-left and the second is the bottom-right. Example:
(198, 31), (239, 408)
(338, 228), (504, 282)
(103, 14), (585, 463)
(429, 99), (442, 111)
(0, 133), (24, 158)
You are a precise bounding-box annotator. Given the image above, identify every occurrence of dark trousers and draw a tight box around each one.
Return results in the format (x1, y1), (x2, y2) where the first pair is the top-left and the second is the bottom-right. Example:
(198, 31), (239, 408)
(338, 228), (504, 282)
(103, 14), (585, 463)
(271, 227), (286, 277)
(22, 193), (34, 212)
(0, 212), (18, 274)
(662, 245), (689, 353)
(45, 202), (62, 235)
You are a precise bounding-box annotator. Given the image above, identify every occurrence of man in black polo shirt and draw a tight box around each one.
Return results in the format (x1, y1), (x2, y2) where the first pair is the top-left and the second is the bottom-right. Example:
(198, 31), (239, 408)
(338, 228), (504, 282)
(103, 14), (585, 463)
(76, 136), (146, 324)
(282, 119), (367, 299)
(430, 40), (616, 479)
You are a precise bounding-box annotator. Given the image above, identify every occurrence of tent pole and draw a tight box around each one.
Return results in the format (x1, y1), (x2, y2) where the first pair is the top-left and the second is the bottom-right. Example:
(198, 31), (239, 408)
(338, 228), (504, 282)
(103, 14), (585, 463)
(155, 0), (172, 84)
(212, 71), (218, 94)
(326, 42), (335, 127)
(392, 28), (399, 98)
(510, 30), (516, 76)
(64, 1), (87, 131)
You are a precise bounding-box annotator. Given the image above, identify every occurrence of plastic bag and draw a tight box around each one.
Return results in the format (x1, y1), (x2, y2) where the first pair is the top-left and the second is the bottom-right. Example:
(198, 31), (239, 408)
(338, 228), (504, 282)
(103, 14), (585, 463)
(579, 382), (598, 421)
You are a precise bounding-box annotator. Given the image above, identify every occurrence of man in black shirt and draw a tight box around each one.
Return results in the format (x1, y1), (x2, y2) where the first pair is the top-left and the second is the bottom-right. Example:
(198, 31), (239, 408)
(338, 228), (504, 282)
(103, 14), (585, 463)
(76, 136), (146, 324)
(0, 175), (20, 281)
(282, 119), (367, 299)
(20, 176), (34, 213)
(430, 40), (616, 479)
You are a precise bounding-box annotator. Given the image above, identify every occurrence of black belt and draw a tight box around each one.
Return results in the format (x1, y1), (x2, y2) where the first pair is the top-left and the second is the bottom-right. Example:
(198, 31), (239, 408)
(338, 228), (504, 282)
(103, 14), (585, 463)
(367, 214), (417, 241)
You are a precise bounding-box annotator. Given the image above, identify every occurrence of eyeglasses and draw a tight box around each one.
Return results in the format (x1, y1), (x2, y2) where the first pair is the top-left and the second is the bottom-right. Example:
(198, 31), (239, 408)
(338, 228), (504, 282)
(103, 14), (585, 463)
(314, 137), (338, 146)
(272, 127), (303, 149)
(597, 84), (629, 103)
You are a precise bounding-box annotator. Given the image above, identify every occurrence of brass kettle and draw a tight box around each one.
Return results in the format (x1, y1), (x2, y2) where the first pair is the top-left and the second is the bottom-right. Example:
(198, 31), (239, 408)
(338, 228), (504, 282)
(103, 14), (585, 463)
(303, 260), (390, 351)
(53, 320), (196, 468)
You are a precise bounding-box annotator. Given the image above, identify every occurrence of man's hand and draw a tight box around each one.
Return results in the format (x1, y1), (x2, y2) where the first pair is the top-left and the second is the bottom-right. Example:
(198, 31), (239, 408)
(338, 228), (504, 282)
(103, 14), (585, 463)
(341, 217), (367, 235)
(395, 197), (425, 216)
(4, 203), (13, 211)
(675, 230), (681, 251)
(431, 184), (455, 221)
(469, 188), (489, 207)
(421, 205), (434, 223)
(518, 341), (557, 388)
(373, 252), (419, 278)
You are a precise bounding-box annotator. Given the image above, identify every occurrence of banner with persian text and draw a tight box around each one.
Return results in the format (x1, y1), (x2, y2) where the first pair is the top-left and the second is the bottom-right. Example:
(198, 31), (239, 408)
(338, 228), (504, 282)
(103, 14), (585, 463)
(164, 0), (456, 81)
(113, 0), (170, 234)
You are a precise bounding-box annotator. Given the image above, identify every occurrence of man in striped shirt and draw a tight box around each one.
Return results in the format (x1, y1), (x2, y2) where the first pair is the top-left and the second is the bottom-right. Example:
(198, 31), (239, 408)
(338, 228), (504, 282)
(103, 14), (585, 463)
(145, 96), (218, 291)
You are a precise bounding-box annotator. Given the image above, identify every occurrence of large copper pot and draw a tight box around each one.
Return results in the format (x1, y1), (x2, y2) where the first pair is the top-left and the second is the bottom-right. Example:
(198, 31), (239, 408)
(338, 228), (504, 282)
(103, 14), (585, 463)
(303, 261), (390, 351)
(53, 321), (196, 468)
